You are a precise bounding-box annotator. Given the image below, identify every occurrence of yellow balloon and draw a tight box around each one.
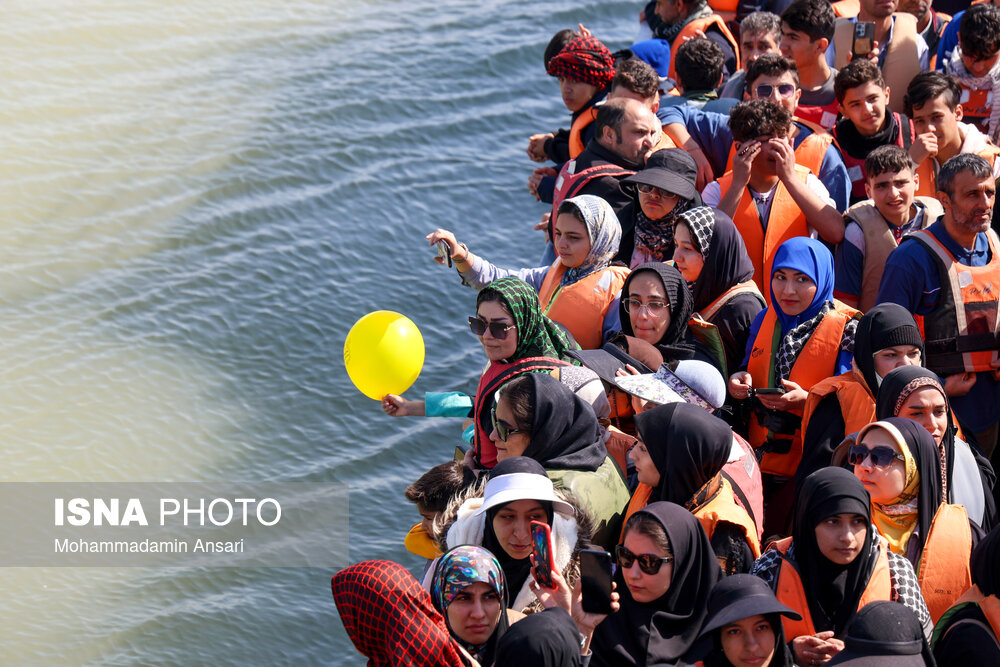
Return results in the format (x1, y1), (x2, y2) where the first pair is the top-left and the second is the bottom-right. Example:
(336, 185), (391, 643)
(344, 311), (425, 400)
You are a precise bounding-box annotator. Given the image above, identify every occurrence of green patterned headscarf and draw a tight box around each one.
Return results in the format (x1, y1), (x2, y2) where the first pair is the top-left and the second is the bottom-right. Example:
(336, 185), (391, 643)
(476, 277), (580, 363)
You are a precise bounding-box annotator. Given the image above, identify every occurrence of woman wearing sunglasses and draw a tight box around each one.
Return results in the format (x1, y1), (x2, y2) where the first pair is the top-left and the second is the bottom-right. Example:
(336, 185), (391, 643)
(430, 545), (512, 666)
(840, 418), (980, 623)
(876, 365), (996, 532)
(428, 457), (589, 615)
(750, 467), (931, 666)
(625, 402), (760, 574)
(620, 148), (701, 268)
(490, 373), (629, 549)
(427, 194), (628, 350)
(671, 206), (764, 379)
(727, 237), (860, 536)
(589, 501), (720, 666)
(798, 303), (924, 486)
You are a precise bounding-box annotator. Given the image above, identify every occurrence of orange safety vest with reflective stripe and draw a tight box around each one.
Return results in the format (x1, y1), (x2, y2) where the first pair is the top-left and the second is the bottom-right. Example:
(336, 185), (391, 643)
(915, 143), (1000, 198)
(909, 228), (1000, 375)
(917, 503), (973, 623)
(747, 302), (860, 477)
(716, 165), (812, 305)
(668, 16), (740, 85)
(538, 261), (630, 350)
(773, 535), (892, 639)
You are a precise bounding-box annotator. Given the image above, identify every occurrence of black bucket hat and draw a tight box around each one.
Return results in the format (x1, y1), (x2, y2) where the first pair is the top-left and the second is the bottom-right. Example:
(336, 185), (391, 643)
(624, 148), (701, 202)
(698, 574), (801, 637)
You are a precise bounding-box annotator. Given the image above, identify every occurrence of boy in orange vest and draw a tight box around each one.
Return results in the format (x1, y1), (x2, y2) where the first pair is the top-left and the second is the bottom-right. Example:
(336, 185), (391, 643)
(702, 99), (844, 300)
(832, 59), (918, 202)
(943, 4), (1000, 143)
(905, 71), (1000, 198)
(834, 145), (941, 311)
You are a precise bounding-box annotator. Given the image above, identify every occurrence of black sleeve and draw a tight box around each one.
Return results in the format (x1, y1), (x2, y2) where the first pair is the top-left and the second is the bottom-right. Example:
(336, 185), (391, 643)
(545, 128), (571, 164)
(711, 521), (755, 575)
(705, 29), (738, 87)
(577, 175), (634, 222)
(794, 395), (848, 491)
(713, 295), (765, 378)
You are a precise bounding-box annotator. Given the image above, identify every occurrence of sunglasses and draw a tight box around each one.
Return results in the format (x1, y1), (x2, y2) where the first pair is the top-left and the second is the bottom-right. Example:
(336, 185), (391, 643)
(755, 83), (796, 98)
(469, 316), (516, 339)
(847, 444), (905, 469)
(636, 183), (679, 198)
(490, 404), (525, 441)
(615, 544), (673, 575)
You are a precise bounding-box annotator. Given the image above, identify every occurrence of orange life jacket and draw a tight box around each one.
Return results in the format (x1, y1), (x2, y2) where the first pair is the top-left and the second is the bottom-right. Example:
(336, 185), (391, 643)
(934, 584), (1000, 649)
(605, 425), (637, 479)
(404, 522), (442, 560)
(909, 228), (1000, 375)
(568, 108), (598, 159)
(917, 503), (973, 623)
(620, 483), (654, 542)
(958, 85), (992, 137)
(915, 143), (1000, 198)
(717, 165), (812, 305)
(773, 535), (892, 639)
(747, 302), (860, 477)
(538, 261), (630, 350)
(801, 369), (876, 442)
(668, 16), (740, 84)
(842, 196), (943, 312)
(708, 0), (738, 23)
(696, 477), (762, 558)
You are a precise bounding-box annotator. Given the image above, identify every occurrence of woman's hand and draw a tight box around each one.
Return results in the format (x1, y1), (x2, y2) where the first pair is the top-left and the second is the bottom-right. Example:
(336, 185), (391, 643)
(426, 229), (469, 265)
(792, 631), (844, 665)
(381, 394), (424, 417)
(615, 363), (643, 377)
(755, 379), (807, 413)
(728, 371), (753, 400)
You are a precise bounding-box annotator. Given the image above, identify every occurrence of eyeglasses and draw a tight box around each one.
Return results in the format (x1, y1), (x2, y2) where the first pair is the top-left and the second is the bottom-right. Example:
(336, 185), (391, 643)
(847, 444), (905, 469)
(491, 404), (525, 441)
(615, 544), (673, 575)
(636, 183), (679, 198)
(469, 316), (516, 339)
(622, 298), (668, 315)
(755, 83), (796, 99)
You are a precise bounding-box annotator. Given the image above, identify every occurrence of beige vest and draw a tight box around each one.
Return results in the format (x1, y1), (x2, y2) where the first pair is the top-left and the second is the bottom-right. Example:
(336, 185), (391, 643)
(834, 14), (920, 114)
(846, 195), (943, 312)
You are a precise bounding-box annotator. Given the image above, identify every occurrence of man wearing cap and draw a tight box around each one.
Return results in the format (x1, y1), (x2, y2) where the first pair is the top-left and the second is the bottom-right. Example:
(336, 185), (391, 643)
(619, 148), (702, 266)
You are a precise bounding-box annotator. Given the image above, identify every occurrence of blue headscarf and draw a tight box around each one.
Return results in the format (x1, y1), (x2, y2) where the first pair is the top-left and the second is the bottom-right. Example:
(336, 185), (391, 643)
(770, 237), (834, 333)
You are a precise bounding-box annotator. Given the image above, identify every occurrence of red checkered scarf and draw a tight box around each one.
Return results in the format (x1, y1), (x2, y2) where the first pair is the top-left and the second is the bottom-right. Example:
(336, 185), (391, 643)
(545, 36), (615, 89)
(332, 560), (469, 667)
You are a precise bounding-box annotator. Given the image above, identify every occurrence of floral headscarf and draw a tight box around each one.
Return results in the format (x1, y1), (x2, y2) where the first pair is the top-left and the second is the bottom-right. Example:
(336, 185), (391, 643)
(558, 194), (622, 287)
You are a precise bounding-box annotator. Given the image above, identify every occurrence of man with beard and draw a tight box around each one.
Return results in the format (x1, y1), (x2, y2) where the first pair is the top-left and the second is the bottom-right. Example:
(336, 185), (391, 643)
(878, 154), (1000, 463)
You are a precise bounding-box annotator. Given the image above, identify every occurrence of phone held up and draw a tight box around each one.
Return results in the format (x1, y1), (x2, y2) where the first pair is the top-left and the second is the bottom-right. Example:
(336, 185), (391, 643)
(579, 549), (615, 614)
(530, 520), (557, 590)
(852, 22), (875, 58)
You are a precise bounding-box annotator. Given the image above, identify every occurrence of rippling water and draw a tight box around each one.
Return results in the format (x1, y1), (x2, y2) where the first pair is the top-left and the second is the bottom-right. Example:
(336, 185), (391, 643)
(1, 0), (639, 663)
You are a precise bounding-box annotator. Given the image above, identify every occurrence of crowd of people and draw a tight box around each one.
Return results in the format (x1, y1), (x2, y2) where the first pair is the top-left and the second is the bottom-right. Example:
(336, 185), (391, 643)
(333, 1), (1000, 664)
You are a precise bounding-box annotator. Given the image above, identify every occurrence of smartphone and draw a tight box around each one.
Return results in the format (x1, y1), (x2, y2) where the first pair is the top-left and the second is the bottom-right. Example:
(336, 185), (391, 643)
(435, 240), (452, 268)
(579, 549), (614, 614)
(852, 22), (875, 58)
(530, 521), (557, 589)
(755, 387), (786, 395)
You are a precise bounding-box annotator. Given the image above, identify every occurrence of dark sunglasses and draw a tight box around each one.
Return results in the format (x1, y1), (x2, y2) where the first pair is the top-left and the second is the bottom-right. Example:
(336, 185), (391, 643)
(469, 316), (516, 339)
(847, 444), (905, 469)
(615, 544), (673, 575)
(755, 83), (796, 98)
(636, 183), (678, 198)
(490, 404), (525, 441)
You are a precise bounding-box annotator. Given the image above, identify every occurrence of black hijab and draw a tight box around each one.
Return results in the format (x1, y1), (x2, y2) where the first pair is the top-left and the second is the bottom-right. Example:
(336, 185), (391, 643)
(591, 501), (721, 666)
(793, 468), (876, 637)
(634, 403), (731, 508)
(522, 373), (606, 472)
(681, 209), (757, 314)
(494, 607), (582, 666)
(862, 418), (944, 559)
(852, 304), (924, 397)
(619, 263), (695, 360)
(482, 458), (555, 598)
